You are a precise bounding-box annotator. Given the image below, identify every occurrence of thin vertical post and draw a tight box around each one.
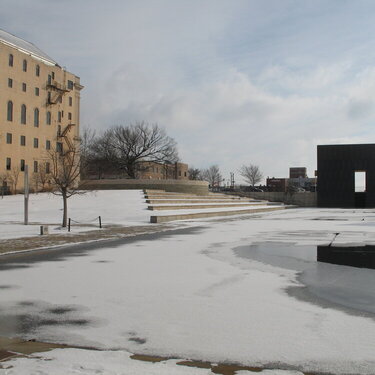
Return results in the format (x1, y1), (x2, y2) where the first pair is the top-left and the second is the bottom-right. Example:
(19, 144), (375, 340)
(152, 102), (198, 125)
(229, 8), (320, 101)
(68, 218), (71, 232)
(24, 165), (29, 225)
(99, 216), (102, 229)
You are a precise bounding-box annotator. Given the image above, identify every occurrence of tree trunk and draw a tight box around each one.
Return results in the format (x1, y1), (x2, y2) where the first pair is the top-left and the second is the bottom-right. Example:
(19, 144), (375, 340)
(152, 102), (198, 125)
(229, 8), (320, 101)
(62, 190), (68, 227)
(127, 163), (136, 179)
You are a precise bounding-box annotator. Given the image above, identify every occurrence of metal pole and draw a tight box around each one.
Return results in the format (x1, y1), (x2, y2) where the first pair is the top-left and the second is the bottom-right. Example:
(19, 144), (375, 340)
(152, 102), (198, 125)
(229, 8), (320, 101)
(99, 216), (102, 229)
(68, 218), (71, 232)
(24, 165), (29, 225)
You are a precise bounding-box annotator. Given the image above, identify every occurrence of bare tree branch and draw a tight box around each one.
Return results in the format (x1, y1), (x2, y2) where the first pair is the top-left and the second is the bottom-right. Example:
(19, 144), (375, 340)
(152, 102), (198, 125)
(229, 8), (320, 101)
(239, 164), (263, 186)
(202, 165), (222, 187)
(88, 122), (179, 179)
(47, 145), (83, 227)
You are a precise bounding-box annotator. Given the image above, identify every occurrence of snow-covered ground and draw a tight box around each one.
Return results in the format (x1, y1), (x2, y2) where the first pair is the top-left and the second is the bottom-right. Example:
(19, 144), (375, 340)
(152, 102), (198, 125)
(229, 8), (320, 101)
(0, 190), (150, 239)
(2, 191), (375, 374)
(0, 348), (304, 375)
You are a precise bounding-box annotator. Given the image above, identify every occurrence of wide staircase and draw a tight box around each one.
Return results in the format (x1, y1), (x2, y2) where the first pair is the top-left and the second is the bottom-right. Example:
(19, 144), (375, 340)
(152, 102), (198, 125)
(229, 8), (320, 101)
(145, 190), (295, 223)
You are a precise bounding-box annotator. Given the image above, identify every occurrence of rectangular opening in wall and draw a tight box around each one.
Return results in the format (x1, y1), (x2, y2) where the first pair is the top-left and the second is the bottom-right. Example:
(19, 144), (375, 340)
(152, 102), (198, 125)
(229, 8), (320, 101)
(355, 171), (366, 192)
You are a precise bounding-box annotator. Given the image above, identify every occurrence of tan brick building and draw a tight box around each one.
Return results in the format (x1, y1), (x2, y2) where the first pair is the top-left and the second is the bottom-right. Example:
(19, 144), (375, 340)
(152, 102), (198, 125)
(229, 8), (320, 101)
(0, 29), (82, 192)
(87, 161), (189, 181)
(137, 161), (189, 180)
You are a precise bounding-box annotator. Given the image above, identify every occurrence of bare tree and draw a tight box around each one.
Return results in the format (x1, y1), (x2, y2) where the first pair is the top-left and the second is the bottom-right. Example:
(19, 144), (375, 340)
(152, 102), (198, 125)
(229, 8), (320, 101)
(86, 130), (119, 179)
(80, 127), (97, 178)
(105, 122), (179, 178)
(239, 164), (263, 186)
(202, 165), (222, 187)
(188, 167), (202, 180)
(48, 146), (82, 227)
(6, 167), (21, 194)
(0, 173), (8, 198)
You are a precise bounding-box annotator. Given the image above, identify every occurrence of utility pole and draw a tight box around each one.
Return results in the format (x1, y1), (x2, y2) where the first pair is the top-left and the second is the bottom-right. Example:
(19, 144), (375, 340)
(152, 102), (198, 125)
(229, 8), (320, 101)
(230, 172), (235, 190)
(24, 165), (29, 225)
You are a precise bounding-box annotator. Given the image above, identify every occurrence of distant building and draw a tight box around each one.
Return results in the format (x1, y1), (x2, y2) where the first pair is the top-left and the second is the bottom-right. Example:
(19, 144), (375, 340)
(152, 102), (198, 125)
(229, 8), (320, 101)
(87, 161), (189, 181)
(267, 167), (316, 192)
(0, 29), (83, 192)
(137, 161), (188, 180)
(266, 177), (288, 192)
(289, 167), (307, 179)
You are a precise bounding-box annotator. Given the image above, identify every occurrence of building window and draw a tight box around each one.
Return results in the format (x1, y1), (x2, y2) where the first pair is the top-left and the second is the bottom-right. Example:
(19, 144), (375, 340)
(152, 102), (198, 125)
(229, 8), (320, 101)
(7, 101), (13, 121)
(46, 111), (51, 125)
(69, 97), (73, 106)
(46, 140), (51, 150)
(34, 108), (39, 127)
(46, 162), (50, 174)
(22, 83), (26, 92)
(35, 87), (39, 96)
(47, 74), (52, 85)
(47, 91), (51, 103)
(34, 138), (39, 148)
(22, 59), (27, 72)
(20, 135), (26, 146)
(6, 158), (11, 170)
(21, 104), (27, 124)
(6, 133), (12, 144)
(68, 112), (72, 120)
(20, 159), (25, 172)
(58, 111), (62, 122)
(56, 142), (63, 153)
(51, 71), (55, 80)
(36, 65), (40, 77)
(184, 172), (187, 177)
(8, 78), (12, 88)
(34, 161), (38, 173)
(67, 80), (74, 90)
(8, 54), (13, 67)
(57, 125), (61, 136)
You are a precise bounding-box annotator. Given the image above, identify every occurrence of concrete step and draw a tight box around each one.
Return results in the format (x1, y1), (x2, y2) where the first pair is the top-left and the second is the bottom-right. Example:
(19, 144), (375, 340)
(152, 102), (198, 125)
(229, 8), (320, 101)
(145, 194), (243, 200)
(148, 202), (266, 210)
(150, 205), (295, 223)
(145, 199), (263, 204)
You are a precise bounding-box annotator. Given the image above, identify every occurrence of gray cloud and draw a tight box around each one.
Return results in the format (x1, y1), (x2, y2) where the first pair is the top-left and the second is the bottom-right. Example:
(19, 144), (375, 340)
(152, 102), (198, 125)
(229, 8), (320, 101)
(2, 0), (375, 182)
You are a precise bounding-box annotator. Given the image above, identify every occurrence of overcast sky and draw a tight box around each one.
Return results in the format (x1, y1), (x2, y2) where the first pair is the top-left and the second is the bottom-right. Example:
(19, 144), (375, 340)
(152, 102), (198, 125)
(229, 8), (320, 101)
(2, 0), (375, 183)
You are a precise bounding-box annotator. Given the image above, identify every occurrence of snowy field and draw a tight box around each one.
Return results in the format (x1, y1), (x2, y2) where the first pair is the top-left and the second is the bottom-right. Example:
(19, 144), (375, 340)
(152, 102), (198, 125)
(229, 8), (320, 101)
(0, 190), (150, 239)
(2, 191), (375, 374)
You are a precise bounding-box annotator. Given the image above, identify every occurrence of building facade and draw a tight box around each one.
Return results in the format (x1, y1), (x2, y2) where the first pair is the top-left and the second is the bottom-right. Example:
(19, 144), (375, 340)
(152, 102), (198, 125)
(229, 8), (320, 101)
(289, 167), (307, 179)
(266, 177), (288, 192)
(137, 161), (189, 180)
(87, 160), (189, 181)
(0, 29), (82, 192)
(317, 144), (375, 208)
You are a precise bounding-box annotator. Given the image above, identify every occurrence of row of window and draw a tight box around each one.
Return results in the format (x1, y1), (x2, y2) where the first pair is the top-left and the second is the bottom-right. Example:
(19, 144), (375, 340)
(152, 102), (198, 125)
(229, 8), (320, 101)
(7, 78), (40, 95)
(6, 78), (74, 105)
(6, 101), (72, 125)
(5, 157), (50, 174)
(7, 53), (40, 75)
(7, 54), (75, 92)
(5, 133), (52, 149)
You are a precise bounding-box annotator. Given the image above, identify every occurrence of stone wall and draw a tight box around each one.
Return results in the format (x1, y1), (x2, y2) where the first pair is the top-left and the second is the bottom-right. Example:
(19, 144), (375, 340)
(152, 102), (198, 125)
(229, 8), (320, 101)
(232, 191), (317, 207)
(80, 179), (209, 195)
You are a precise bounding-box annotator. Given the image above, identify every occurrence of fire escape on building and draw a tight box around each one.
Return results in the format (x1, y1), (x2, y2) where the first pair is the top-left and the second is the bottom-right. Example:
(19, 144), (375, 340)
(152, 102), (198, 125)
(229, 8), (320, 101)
(46, 75), (79, 157)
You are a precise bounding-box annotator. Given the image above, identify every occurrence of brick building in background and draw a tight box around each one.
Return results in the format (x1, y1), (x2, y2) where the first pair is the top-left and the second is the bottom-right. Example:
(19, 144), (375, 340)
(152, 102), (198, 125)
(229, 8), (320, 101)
(0, 29), (83, 192)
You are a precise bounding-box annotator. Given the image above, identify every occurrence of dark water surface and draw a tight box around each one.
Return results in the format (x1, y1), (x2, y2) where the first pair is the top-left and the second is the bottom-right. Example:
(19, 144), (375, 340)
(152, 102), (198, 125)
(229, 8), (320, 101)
(234, 242), (375, 316)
